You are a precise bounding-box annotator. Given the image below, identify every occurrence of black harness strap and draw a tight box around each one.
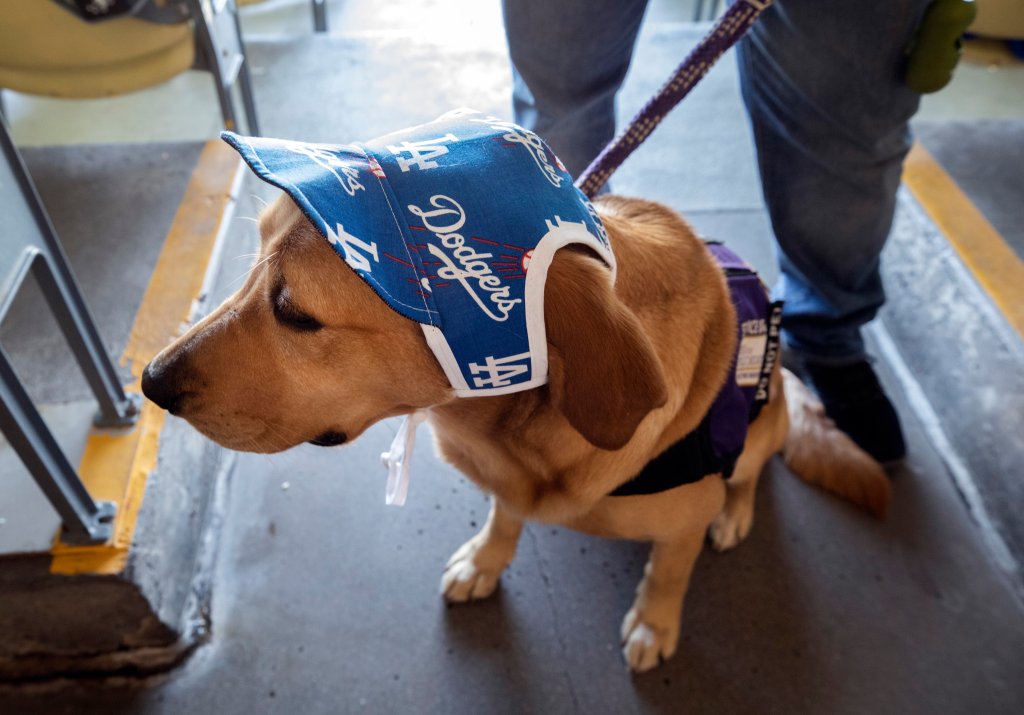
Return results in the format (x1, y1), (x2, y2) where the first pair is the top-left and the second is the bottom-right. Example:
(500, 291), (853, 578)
(608, 415), (741, 497)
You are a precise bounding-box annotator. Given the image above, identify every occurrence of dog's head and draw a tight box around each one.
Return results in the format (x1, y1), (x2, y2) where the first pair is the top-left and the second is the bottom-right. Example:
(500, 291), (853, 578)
(142, 194), (667, 454)
(141, 194), (453, 452)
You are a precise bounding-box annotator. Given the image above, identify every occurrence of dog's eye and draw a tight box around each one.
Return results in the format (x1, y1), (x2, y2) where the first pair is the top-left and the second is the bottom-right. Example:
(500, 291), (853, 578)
(279, 309), (323, 331)
(273, 288), (323, 332)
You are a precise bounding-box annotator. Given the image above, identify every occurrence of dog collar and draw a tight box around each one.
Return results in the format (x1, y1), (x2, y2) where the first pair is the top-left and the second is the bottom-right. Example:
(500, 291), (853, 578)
(222, 108), (614, 398)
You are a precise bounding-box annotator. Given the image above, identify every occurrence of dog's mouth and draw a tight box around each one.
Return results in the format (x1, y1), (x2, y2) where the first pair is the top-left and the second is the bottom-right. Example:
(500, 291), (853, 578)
(308, 430), (348, 447)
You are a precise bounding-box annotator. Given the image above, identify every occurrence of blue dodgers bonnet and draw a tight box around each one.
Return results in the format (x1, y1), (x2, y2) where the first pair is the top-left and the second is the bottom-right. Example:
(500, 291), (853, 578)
(222, 108), (614, 397)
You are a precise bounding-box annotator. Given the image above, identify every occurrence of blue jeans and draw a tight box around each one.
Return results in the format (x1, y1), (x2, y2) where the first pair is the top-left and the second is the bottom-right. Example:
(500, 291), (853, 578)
(503, 0), (930, 364)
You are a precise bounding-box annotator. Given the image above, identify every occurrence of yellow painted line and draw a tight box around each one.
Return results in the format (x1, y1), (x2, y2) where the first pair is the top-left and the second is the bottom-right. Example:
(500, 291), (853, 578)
(51, 141), (241, 575)
(903, 142), (1024, 337)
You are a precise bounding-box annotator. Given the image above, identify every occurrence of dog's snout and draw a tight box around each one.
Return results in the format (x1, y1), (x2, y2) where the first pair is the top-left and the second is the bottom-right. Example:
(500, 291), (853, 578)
(142, 357), (187, 413)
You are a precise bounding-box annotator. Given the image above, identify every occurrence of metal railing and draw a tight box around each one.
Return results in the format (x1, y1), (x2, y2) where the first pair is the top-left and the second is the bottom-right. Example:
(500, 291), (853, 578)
(0, 117), (140, 545)
(0, 0), (272, 546)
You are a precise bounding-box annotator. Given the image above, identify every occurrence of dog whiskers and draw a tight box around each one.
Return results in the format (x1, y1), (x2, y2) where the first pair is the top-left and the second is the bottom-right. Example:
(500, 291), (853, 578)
(256, 416), (306, 449)
(226, 251), (278, 291)
(237, 428), (284, 467)
(243, 436), (282, 470)
(250, 251), (278, 276)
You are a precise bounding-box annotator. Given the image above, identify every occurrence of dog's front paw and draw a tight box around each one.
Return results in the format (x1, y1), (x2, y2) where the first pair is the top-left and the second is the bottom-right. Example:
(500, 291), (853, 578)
(708, 499), (755, 552)
(441, 557), (500, 602)
(620, 606), (680, 673)
(441, 537), (506, 602)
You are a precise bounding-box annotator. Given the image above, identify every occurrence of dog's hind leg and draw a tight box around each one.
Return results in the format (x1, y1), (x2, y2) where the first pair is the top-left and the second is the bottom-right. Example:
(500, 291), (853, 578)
(708, 366), (789, 551)
(442, 497), (523, 602)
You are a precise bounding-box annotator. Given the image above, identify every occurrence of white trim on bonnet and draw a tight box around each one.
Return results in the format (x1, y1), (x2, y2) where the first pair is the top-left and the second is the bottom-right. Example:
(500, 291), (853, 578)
(423, 215), (616, 398)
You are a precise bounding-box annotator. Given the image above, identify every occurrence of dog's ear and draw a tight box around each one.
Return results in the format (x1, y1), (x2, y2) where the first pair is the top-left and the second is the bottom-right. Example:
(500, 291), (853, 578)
(544, 248), (668, 450)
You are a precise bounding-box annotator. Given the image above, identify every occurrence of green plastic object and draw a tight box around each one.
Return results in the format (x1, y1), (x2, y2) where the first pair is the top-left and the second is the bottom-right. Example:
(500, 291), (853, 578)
(905, 0), (977, 94)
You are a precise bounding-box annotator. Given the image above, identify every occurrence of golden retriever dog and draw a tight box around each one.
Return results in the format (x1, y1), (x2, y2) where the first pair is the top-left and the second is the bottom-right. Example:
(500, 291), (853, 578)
(142, 190), (889, 672)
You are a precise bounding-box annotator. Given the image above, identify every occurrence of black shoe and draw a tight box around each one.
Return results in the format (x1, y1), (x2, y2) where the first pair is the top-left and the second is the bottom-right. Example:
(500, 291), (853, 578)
(801, 359), (906, 464)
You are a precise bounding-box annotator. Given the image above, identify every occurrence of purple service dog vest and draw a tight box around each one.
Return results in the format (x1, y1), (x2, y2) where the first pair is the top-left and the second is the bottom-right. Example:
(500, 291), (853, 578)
(610, 242), (783, 496)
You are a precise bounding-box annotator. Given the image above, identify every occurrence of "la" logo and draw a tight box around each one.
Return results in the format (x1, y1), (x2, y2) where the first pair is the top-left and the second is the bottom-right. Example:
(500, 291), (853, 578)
(325, 223), (380, 273)
(469, 352), (532, 389)
(387, 134), (459, 172)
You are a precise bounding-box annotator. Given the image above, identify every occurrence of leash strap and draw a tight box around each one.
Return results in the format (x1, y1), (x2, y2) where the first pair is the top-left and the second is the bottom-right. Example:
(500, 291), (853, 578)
(575, 0), (774, 198)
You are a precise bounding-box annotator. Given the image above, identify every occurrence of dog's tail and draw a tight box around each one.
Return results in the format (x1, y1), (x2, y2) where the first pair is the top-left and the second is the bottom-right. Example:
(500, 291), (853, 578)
(780, 368), (891, 518)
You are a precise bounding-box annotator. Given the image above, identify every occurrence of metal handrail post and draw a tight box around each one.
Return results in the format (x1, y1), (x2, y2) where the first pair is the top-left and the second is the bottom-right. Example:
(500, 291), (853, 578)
(0, 116), (137, 544)
(188, 0), (261, 135)
(312, 0), (328, 32)
(0, 344), (115, 545)
(0, 118), (139, 428)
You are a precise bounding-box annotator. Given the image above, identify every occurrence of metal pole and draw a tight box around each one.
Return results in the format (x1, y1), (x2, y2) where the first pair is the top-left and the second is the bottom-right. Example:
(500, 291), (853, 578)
(189, 0), (241, 132)
(0, 119), (139, 429)
(312, 0), (328, 33)
(232, 3), (262, 135)
(0, 344), (115, 545)
(188, 0), (261, 135)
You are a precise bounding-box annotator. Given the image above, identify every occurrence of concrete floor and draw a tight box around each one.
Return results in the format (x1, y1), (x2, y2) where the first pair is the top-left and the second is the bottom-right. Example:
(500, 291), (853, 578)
(3, 410), (1023, 713)
(913, 119), (1024, 261)
(2, 1), (1023, 711)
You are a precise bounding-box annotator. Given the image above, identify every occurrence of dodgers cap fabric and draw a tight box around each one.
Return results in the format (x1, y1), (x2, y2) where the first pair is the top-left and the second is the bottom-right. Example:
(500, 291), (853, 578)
(222, 108), (614, 396)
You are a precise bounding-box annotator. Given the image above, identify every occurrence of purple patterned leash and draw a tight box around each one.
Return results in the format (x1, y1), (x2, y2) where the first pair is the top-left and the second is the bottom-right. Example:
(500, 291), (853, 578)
(576, 0), (774, 198)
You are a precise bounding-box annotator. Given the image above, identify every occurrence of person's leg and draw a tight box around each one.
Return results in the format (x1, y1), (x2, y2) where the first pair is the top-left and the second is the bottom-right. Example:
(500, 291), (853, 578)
(502, 0), (650, 177)
(738, 0), (931, 461)
(738, 0), (930, 363)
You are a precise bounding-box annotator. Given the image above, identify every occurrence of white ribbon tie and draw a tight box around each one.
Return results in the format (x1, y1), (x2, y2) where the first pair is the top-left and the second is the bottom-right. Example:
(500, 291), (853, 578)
(381, 410), (427, 506)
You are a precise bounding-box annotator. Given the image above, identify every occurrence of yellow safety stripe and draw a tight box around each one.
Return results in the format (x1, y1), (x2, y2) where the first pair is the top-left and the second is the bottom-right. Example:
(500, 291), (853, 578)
(903, 142), (1024, 338)
(51, 140), (241, 575)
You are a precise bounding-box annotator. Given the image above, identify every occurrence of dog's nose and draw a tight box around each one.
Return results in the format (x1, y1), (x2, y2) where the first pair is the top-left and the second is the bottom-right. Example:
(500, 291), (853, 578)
(141, 359), (186, 413)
